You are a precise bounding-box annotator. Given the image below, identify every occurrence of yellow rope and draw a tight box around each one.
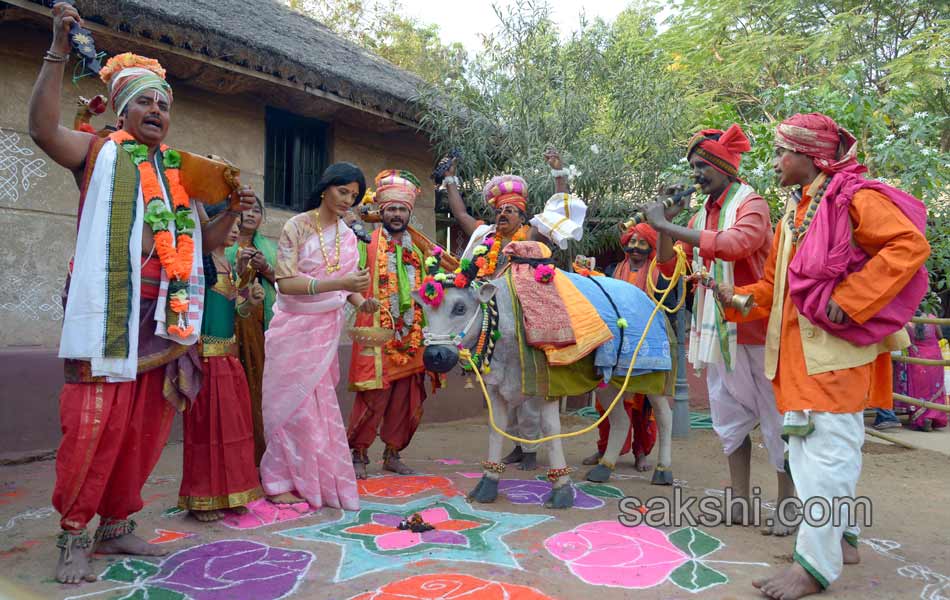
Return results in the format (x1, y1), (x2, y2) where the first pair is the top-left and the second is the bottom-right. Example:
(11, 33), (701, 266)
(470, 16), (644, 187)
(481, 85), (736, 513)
(463, 245), (691, 444)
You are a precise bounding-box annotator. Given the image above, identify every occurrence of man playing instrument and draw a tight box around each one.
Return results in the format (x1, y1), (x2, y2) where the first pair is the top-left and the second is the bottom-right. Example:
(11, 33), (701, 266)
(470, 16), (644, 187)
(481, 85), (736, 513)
(347, 170), (439, 478)
(645, 125), (794, 533)
(722, 113), (929, 599)
(29, 3), (254, 584)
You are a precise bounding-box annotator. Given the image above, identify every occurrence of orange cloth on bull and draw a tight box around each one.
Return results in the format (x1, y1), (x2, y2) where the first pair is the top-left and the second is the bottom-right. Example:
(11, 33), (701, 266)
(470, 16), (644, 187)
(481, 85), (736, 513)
(542, 269), (614, 366)
(729, 185), (929, 413)
(504, 242), (575, 348)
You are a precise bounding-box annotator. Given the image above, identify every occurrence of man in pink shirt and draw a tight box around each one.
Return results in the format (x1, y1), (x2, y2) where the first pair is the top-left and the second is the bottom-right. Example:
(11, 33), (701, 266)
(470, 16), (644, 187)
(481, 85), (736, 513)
(645, 125), (794, 534)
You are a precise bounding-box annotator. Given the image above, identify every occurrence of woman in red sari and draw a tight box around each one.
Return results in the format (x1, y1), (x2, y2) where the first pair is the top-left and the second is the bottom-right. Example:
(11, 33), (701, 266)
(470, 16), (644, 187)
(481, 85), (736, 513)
(178, 216), (263, 521)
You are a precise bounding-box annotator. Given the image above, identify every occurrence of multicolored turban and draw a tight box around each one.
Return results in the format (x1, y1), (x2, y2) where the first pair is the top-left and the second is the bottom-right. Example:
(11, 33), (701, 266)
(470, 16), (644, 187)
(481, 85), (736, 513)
(99, 52), (173, 116)
(774, 112), (858, 174)
(685, 124), (751, 178)
(482, 174), (528, 212)
(373, 169), (421, 210)
(620, 222), (658, 250)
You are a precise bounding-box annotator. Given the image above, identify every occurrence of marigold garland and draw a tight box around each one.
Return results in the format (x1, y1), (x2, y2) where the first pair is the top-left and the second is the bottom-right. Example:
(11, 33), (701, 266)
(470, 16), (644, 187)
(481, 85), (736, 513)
(477, 225), (528, 278)
(110, 130), (194, 339)
(375, 231), (424, 366)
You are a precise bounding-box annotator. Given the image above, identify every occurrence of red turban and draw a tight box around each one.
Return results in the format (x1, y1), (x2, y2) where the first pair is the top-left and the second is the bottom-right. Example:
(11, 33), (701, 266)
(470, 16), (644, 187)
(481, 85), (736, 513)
(620, 223), (658, 250)
(775, 113), (858, 174)
(686, 124), (751, 178)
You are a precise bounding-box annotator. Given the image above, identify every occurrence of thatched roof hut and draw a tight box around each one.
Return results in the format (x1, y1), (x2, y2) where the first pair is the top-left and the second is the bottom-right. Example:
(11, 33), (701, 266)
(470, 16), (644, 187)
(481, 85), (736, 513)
(2, 0), (426, 128)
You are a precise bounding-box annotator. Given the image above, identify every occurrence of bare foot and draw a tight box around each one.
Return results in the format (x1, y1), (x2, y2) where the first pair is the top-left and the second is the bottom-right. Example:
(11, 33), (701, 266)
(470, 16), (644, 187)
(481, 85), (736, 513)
(581, 452), (602, 466)
(633, 452), (652, 472)
(842, 538), (860, 564)
(763, 502), (798, 536)
(95, 533), (168, 557)
(190, 510), (223, 522)
(502, 446), (524, 464)
(753, 562), (822, 599)
(383, 454), (416, 475)
(354, 460), (368, 480)
(56, 535), (96, 584)
(269, 491), (305, 505)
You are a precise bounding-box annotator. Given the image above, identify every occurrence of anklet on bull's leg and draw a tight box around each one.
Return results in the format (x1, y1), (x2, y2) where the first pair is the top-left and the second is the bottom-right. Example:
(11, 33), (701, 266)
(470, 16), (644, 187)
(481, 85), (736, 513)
(546, 466), (573, 483)
(481, 460), (507, 477)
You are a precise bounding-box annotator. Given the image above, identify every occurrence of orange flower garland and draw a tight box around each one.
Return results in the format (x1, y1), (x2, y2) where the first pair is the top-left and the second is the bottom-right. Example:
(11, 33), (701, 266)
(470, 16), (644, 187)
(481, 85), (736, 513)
(477, 225), (528, 278)
(110, 130), (195, 339)
(375, 234), (423, 366)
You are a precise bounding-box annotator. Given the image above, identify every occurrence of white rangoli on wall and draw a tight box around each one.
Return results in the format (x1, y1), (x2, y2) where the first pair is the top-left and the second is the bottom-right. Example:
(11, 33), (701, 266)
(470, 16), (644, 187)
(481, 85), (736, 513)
(0, 274), (65, 322)
(0, 127), (48, 204)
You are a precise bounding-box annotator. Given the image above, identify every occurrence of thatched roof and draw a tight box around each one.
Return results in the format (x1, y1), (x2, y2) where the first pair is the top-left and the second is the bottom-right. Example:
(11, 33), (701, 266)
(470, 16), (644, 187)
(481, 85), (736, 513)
(24, 0), (427, 123)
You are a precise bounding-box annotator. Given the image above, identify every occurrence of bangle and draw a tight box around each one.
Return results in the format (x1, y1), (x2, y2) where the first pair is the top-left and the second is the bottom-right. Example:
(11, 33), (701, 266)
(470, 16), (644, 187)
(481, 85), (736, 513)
(43, 50), (68, 63)
(442, 175), (460, 187)
(307, 278), (318, 295)
(550, 168), (569, 179)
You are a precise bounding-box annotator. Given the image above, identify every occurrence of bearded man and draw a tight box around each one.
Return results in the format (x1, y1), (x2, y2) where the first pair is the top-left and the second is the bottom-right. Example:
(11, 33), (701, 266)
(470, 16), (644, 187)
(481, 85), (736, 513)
(347, 170), (439, 478)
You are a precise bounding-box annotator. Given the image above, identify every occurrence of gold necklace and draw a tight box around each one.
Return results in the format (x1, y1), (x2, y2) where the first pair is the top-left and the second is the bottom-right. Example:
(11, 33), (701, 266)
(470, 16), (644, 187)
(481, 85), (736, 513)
(313, 210), (342, 273)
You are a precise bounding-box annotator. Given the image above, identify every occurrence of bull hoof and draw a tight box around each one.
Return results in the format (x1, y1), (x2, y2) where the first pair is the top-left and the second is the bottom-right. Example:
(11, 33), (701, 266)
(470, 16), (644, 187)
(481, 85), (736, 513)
(651, 466), (674, 486)
(585, 463), (613, 483)
(468, 476), (499, 503)
(544, 483), (575, 509)
(518, 452), (538, 471)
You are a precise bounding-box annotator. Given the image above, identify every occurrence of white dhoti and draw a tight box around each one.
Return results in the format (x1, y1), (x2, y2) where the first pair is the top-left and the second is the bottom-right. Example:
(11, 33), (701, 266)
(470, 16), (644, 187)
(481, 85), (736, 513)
(787, 410), (864, 588)
(507, 399), (542, 453)
(706, 344), (785, 471)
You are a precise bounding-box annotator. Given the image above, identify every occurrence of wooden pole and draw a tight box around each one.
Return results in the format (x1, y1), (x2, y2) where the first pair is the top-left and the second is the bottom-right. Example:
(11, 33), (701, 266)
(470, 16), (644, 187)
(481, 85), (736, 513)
(891, 356), (950, 367)
(911, 316), (950, 325)
(893, 393), (950, 413)
(865, 427), (918, 450)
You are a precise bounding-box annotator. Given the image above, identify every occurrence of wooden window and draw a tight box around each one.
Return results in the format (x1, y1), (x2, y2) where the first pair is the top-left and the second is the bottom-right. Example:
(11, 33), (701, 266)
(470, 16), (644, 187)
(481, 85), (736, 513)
(264, 107), (329, 211)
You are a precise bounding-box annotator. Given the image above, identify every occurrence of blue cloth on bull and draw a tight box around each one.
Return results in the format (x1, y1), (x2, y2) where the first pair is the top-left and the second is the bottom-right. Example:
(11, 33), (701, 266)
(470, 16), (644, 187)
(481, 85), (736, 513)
(562, 271), (671, 381)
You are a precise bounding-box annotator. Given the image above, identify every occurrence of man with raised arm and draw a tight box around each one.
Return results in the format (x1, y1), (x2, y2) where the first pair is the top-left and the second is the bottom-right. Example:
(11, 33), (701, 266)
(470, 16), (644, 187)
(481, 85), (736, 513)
(30, 3), (254, 584)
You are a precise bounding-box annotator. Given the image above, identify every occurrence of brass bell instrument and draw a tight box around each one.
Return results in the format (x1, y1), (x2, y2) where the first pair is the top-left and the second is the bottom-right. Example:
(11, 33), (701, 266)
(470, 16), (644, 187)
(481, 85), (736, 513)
(692, 268), (755, 317)
(618, 183), (701, 232)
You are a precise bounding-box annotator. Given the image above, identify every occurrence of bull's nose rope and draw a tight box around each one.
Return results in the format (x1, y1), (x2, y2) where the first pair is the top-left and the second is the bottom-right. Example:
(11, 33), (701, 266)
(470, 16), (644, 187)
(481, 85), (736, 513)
(465, 245), (690, 444)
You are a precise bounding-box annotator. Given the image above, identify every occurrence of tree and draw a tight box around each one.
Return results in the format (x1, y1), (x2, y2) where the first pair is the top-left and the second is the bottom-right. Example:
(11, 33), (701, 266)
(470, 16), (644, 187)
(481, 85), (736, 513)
(417, 1), (688, 258)
(286, 0), (466, 85)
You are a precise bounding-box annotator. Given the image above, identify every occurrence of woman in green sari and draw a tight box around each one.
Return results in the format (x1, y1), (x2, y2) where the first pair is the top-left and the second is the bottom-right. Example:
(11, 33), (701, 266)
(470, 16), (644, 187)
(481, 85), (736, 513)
(226, 194), (277, 465)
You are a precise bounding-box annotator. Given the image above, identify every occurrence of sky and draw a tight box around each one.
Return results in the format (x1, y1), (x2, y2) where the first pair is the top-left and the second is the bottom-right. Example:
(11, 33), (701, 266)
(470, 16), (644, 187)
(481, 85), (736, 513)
(398, 0), (634, 54)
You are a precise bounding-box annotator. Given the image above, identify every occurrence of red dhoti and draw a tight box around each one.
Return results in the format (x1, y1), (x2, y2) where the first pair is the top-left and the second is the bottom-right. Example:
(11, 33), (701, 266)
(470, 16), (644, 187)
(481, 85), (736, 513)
(595, 396), (657, 458)
(178, 352), (263, 510)
(53, 368), (175, 532)
(347, 373), (426, 452)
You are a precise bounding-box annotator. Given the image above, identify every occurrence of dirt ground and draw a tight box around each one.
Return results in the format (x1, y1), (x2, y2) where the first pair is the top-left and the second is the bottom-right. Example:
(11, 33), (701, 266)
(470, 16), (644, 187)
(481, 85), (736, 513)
(1, 415), (948, 600)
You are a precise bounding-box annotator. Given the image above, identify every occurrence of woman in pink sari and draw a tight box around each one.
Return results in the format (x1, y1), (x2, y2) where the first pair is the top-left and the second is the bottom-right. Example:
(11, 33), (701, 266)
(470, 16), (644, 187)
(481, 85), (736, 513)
(261, 163), (378, 510)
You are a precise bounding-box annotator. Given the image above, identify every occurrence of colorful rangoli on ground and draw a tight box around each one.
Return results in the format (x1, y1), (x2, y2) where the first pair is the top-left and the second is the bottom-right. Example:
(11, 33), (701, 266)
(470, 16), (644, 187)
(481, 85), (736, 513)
(65, 540), (313, 600)
(545, 520), (764, 593)
(348, 573), (556, 599)
(278, 495), (552, 582)
(220, 498), (314, 530)
(358, 475), (461, 498)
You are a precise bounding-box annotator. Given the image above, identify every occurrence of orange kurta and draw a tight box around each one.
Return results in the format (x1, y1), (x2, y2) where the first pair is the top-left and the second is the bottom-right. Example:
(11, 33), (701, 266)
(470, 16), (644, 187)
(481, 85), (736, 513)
(732, 186), (929, 414)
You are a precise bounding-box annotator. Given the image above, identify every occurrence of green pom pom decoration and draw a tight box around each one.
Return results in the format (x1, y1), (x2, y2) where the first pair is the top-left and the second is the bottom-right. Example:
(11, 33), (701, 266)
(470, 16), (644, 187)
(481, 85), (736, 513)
(616, 317), (628, 329)
(459, 258), (471, 270)
(425, 256), (438, 268)
(163, 149), (182, 169)
(491, 330), (502, 341)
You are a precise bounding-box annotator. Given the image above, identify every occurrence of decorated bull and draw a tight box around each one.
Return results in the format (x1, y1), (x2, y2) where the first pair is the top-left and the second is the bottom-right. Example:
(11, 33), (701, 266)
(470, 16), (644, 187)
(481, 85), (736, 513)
(413, 239), (677, 509)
